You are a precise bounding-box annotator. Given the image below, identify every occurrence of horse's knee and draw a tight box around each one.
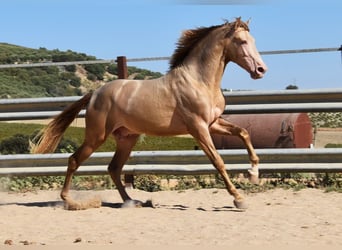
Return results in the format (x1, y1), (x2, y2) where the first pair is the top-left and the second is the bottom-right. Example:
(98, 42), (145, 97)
(251, 155), (260, 166)
(239, 127), (250, 139)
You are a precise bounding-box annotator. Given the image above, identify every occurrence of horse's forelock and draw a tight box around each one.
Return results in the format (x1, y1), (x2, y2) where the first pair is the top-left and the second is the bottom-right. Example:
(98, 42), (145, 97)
(226, 17), (250, 32)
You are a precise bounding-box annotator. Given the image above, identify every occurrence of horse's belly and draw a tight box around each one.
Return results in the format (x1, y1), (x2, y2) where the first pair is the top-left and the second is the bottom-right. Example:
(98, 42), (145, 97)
(131, 117), (188, 136)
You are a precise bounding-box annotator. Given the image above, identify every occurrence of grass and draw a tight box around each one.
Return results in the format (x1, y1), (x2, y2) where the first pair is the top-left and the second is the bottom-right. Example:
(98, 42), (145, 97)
(0, 122), (42, 140)
(0, 122), (198, 152)
(2, 172), (341, 193)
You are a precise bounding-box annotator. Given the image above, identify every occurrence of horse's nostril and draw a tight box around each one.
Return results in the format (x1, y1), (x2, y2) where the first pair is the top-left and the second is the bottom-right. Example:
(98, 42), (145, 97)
(257, 67), (265, 73)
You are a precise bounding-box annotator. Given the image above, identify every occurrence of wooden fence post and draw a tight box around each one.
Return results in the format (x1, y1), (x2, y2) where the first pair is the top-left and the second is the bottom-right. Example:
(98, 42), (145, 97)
(116, 56), (134, 189)
(116, 56), (128, 79)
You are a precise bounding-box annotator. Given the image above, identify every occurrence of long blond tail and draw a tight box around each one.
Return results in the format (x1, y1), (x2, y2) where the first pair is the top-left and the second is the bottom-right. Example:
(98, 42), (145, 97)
(31, 92), (93, 154)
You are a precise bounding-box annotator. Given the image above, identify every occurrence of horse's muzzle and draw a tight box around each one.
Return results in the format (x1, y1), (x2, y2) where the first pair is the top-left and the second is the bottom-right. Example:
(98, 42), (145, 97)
(251, 65), (267, 79)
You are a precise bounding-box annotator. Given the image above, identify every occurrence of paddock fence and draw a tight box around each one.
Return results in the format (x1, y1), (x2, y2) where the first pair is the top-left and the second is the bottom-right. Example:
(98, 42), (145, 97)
(1, 88), (342, 177)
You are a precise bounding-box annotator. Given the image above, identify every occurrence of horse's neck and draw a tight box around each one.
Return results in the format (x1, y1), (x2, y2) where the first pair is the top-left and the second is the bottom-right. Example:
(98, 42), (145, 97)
(179, 40), (227, 91)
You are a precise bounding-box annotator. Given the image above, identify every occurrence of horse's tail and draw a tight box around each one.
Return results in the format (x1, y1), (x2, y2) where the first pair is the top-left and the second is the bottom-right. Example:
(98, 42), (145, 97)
(31, 92), (93, 154)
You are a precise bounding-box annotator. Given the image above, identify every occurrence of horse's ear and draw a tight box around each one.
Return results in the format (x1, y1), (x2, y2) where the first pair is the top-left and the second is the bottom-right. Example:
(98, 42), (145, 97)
(222, 18), (229, 26)
(235, 17), (242, 29)
(246, 17), (252, 27)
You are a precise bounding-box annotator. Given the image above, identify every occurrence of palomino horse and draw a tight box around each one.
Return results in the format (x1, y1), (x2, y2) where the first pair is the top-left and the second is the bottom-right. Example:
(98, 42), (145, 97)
(32, 18), (267, 210)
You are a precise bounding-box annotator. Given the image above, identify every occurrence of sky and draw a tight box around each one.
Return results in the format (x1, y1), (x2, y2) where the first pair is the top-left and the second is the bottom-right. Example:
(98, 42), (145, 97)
(1, 0), (341, 91)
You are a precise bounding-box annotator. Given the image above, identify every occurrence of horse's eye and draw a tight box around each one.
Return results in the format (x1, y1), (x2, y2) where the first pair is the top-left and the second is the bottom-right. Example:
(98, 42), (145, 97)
(233, 38), (247, 45)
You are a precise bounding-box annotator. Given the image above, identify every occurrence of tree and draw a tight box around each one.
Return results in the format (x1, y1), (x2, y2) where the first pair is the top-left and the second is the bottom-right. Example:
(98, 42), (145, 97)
(286, 84), (298, 90)
(107, 64), (118, 75)
(84, 64), (105, 80)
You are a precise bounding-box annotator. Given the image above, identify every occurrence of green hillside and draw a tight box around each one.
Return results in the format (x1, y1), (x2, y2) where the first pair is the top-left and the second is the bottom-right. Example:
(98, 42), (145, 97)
(1, 43), (342, 129)
(0, 43), (163, 98)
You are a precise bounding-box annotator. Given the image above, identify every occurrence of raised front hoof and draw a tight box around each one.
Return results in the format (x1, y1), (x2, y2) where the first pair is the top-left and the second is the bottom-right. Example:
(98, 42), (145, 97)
(248, 169), (260, 185)
(121, 199), (155, 208)
(248, 174), (260, 185)
(233, 199), (248, 210)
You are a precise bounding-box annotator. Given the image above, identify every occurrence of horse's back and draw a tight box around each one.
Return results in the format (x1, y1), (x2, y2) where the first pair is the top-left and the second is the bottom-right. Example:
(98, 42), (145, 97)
(92, 77), (173, 112)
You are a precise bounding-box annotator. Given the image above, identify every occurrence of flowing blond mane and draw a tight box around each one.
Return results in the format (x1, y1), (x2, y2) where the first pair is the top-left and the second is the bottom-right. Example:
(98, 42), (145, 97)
(169, 18), (249, 70)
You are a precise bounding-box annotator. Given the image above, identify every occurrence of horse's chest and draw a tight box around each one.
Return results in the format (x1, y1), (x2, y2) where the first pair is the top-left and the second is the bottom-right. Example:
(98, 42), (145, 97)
(213, 94), (225, 116)
(204, 96), (225, 123)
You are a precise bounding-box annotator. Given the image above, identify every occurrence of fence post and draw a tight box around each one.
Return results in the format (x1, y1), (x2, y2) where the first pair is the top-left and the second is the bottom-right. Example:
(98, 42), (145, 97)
(117, 56), (128, 79)
(116, 56), (134, 189)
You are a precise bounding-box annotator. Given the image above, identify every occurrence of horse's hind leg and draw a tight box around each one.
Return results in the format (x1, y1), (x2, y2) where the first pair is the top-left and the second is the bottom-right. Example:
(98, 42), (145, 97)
(61, 142), (100, 201)
(209, 117), (259, 184)
(61, 119), (108, 209)
(108, 134), (143, 207)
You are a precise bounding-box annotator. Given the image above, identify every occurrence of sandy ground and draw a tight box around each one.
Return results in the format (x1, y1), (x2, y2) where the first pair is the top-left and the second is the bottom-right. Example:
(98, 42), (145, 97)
(314, 128), (342, 148)
(0, 188), (341, 248)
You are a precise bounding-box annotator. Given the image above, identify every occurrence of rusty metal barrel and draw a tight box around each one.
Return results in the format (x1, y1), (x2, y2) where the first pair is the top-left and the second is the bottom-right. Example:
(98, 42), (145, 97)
(211, 113), (313, 149)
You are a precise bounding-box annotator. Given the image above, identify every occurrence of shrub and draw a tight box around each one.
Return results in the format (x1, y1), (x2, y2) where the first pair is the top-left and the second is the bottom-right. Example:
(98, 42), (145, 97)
(84, 64), (105, 80)
(0, 134), (30, 154)
(0, 133), (78, 154)
(134, 175), (161, 192)
(325, 143), (342, 148)
(65, 65), (76, 72)
(107, 64), (117, 75)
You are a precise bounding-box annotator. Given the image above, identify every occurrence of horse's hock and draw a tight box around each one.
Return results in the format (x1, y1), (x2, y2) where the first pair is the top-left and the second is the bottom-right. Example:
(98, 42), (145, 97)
(212, 113), (313, 149)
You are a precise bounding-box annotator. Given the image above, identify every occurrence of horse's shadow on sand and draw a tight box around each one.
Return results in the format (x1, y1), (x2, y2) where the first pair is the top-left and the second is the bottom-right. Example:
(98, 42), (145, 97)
(103, 202), (244, 212)
(1, 201), (244, 212)
(0, 200), (64, 208)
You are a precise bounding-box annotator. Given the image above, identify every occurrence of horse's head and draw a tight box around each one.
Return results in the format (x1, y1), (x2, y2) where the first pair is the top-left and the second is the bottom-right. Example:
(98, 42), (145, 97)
(224, 19), (267, 79)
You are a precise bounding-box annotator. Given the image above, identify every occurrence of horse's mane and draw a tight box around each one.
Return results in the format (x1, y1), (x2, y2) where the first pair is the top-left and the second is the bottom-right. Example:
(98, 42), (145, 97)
(169, 18), (249, 70)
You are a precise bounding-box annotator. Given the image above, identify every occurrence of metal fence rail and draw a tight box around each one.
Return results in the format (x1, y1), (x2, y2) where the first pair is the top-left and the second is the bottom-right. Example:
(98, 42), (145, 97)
(1, 149), (342, 177)
(0, 46), (340, 69)
(2, 88), (342, 120)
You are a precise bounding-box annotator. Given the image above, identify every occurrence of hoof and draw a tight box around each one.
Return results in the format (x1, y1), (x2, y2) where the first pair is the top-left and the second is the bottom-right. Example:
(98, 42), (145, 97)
(233, 199), (248, 210)
(142, 199), (155, 208)
(121, 199), (155, 208)
(248, 173), (260, 185)
(122, 199), (143, 208)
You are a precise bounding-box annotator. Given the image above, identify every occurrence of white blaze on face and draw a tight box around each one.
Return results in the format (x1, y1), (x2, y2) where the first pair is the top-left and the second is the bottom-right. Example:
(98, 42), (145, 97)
(232, 29), (267, 79)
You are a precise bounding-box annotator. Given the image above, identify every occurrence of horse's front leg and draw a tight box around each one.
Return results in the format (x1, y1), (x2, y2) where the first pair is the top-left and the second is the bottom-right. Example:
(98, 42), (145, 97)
(189, 124), (247, 209)
(209, 117), (259, 184)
